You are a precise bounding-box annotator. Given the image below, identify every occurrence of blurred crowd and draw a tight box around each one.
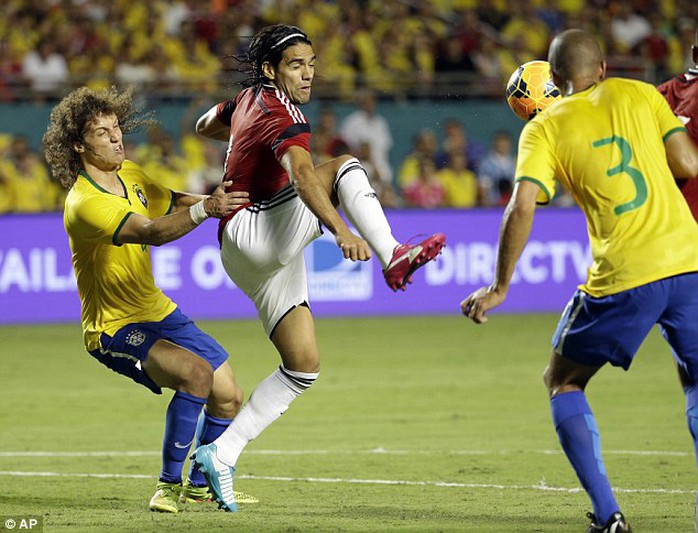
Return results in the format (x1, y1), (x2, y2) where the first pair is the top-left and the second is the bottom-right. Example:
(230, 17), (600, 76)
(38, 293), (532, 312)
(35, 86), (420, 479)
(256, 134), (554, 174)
(1, 0), (697, 212)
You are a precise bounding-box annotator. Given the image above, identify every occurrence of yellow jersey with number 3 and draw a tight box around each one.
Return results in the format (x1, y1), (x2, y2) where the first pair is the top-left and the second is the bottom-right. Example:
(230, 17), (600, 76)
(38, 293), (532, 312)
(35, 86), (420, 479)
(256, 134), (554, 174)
(515, 77), (698, 297)
(64, 160), (177, 351)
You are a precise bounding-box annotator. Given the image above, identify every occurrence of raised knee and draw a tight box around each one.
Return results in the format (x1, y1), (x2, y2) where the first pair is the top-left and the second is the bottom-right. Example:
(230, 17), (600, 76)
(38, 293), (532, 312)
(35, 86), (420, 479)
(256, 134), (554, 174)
(211, 384), (244, 419)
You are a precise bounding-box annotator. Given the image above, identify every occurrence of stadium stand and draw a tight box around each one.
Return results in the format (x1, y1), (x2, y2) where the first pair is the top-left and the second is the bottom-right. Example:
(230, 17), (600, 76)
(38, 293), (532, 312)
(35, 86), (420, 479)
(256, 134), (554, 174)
(0, 0), (696, 211)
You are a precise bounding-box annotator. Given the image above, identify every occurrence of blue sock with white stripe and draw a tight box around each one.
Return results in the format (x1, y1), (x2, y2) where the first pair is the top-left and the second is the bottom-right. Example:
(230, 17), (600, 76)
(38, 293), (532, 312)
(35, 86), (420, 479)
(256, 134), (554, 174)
(550, 391), (619, 524)
(214, 365), (318, 466)
(186, 409), (233, 487)
(160, 390), (207, 484)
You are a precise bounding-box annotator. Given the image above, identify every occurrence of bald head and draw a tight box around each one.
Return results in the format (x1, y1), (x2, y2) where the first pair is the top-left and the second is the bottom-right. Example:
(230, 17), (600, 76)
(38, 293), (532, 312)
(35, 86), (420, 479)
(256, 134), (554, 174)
(548, 29), (605, 93)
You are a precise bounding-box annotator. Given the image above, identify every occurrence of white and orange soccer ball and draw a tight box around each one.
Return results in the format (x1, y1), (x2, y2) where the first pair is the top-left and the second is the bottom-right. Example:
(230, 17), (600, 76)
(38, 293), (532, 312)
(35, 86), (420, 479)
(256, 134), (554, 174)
(505, 60), (561, 121)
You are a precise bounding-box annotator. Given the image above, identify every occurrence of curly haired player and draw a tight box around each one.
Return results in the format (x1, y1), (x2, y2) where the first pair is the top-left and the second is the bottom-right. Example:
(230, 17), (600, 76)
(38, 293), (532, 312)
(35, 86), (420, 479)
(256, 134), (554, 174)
(43, 86), (254, 513)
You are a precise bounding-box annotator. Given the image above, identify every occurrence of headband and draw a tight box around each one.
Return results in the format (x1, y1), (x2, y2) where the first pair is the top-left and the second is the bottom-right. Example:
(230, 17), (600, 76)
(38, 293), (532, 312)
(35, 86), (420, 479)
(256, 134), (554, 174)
(271, 33), (306, 49)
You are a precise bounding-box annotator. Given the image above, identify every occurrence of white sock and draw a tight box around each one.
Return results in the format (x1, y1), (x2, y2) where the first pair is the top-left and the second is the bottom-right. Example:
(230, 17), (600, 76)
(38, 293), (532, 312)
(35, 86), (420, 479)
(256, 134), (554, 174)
(214, 365), (318, 466)
(335, 158), (399, 268)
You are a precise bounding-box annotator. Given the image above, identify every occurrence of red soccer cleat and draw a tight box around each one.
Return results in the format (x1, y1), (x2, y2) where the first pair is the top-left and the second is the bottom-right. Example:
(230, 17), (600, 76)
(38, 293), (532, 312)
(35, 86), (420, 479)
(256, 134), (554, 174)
(383, 233), (446, 292)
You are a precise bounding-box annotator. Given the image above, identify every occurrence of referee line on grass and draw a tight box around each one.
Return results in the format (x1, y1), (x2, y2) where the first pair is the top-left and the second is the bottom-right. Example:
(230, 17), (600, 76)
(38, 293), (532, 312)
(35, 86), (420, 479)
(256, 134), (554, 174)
(0, 448), (691, 458)
(0, 470), (692, 495)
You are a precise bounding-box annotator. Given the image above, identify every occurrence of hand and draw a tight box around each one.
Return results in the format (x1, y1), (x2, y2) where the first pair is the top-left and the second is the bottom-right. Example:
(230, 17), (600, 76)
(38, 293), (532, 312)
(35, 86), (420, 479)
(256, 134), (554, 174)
(460, 286), (505, 324)
(203, 181), (250, 218)
(336, 231), (372, 262)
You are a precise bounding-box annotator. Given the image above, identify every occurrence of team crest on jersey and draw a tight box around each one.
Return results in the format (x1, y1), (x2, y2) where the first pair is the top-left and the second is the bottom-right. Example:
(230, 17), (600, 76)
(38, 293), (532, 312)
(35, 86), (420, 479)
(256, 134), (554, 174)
(125, 329), (147, 347)
(132, 184), (148, 208)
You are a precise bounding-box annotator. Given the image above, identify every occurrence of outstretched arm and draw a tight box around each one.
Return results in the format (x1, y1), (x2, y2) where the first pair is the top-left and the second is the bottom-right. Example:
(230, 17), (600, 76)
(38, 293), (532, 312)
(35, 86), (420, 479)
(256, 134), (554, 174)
(196, 105), (230, 142)
(116, 181), (248, 246)
(461, 180), (540, 323)
(280, 145), (371, 261)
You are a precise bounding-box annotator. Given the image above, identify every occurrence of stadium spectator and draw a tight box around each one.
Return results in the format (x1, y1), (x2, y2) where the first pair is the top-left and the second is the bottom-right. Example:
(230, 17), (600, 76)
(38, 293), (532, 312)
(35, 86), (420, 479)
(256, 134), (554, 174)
(434, 33), (475, 76)
(138, 130), (190, 191)
(462, 29), (698, 532)
(21, 37), (69, 99)
(536, 0), (565, 34)
(658, 25), (698, 221)
(402, 155), (445, 209)
(185, 139), (228, 195)
(470, 32), (512, 90)
(673, 17), (698, 74)
(435, 118), (487, 173)
(437, 151), (480, 208)
(500, 0), (551, 60)
(5, 135), (60, 212)
(610, 0), (652, 53)
(637, 12), (672, 84)
(340, 89), (394, 185)
(477, 130), (516, 207)
(0, 38), (24, 102)
(0, 134), (16, 212)
(42, 86), (253, 514)
(397, 128), (439, 190)
(114, 44), (159, 90)
(310, 106), (350, 165)
(189, 24), (445, 512)
(476, 0), (511, 31)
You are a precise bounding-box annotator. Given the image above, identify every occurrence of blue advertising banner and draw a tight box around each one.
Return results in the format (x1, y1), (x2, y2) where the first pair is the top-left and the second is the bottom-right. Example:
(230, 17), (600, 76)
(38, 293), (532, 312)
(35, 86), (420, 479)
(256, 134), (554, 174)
(0, 209), (590, 324)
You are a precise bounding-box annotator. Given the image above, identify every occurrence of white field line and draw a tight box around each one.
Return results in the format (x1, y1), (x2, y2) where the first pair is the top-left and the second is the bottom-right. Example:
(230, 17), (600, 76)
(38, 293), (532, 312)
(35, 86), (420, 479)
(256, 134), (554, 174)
(0, 448), (692, 458)
(0, 470), (692, 495)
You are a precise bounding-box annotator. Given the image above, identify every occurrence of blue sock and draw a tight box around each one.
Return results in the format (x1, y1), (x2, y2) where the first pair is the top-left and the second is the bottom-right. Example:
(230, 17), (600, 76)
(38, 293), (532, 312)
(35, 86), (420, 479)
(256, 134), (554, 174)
(684, 386), (698, 526)
(186, 409), (233, 486)
(550, 391), (618, 524)
(160, 391), (207, 484)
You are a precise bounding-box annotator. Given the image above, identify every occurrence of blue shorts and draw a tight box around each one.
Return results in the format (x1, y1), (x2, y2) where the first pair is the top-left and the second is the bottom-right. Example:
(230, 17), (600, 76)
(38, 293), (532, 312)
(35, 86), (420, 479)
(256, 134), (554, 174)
(552, 272), (698, 373)
(89, 308), (229, 395)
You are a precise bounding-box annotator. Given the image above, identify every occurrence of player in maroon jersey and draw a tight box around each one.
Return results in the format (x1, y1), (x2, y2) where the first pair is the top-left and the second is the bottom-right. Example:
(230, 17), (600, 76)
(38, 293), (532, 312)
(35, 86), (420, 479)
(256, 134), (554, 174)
(190, 24), (445, 511)
(657, 27), (698, 221)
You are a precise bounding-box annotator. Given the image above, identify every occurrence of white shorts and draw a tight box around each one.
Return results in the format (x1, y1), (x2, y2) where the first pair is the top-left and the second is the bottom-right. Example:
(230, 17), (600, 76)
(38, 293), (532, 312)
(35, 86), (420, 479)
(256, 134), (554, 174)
(220, 185), (323, 337)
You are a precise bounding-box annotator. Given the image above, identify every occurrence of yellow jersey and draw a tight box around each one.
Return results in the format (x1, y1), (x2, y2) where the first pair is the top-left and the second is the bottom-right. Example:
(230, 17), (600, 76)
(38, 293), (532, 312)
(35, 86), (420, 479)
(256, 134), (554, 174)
(64, 160), (177, 351)
(515, 77), (698, 297)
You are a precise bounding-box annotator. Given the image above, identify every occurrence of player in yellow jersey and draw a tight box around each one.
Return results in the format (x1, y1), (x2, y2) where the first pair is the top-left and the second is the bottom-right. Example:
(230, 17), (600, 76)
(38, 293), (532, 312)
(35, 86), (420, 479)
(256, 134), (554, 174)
(43, 86), (254, 513)
(461, 29), (698, 532)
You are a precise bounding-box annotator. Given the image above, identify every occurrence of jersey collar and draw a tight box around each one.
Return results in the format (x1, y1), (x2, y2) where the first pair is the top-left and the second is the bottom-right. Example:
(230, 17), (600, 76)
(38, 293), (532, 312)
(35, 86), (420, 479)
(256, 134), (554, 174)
(78, 169), (128, 199)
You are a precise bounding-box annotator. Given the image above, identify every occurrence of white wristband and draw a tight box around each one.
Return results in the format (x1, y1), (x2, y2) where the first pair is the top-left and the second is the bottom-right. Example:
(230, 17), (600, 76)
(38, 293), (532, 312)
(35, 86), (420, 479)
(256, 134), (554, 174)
(189, 200), (209, 224)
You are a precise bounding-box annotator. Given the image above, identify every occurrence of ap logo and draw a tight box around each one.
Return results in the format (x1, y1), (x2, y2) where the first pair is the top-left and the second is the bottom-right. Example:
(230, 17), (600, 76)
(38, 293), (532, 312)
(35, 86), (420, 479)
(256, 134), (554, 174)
(305, 232), (372, 301)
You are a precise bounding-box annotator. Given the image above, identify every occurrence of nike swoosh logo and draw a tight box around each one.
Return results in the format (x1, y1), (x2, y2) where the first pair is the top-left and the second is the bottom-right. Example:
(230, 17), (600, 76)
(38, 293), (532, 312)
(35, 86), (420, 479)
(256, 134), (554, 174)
(386, 245), (422, 270)
(174, 440), (194, 449)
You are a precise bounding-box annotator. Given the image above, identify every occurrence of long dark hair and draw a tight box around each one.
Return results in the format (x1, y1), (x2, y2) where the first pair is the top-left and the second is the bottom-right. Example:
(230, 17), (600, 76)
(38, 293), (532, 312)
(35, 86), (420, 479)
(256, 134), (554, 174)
(232, 24), (312, 88)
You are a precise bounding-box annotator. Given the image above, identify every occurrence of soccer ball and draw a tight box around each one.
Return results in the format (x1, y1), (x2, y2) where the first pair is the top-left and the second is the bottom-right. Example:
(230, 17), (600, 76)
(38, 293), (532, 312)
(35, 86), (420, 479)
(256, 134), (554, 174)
(505, 60), (561, 121)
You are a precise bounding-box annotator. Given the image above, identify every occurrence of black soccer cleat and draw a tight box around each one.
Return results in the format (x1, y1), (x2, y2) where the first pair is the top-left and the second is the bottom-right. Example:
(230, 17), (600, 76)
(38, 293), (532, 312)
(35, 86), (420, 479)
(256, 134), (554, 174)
(586, 511), (632, 533)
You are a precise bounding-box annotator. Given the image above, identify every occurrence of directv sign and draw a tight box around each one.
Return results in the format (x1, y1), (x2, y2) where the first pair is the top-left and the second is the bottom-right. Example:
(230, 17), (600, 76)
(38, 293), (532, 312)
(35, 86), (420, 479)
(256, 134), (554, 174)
(0, 208), (589, 324)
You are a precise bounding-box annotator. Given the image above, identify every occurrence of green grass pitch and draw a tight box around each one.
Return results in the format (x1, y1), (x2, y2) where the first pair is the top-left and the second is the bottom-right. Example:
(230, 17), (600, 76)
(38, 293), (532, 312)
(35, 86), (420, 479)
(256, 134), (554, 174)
(0, 314), (694, 531)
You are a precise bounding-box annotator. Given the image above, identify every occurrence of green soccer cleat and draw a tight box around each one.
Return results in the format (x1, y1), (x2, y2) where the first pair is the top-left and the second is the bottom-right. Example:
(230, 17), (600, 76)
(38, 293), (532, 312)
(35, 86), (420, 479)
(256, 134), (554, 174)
(149, 481), (181, 513)
(179, 480), (212, 504)
(233, 489), (259, 504)
(180, 479), (259, 505)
